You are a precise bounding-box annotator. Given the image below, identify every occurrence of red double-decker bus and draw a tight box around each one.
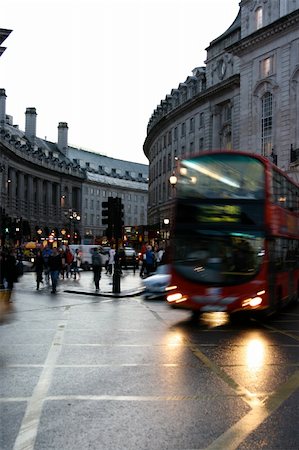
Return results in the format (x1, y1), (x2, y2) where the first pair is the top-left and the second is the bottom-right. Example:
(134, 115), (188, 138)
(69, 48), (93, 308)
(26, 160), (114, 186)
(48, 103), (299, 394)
(166, 150), (299, 320)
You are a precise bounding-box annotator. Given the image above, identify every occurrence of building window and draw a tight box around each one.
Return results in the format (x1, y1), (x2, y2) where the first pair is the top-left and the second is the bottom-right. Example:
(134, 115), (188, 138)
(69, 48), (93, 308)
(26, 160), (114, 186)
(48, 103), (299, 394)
(280, 0), (287, 16)
(199, 112), (204, 127)
(261, 57), (273, 78)
(190, 117), (194, 133)
(256, 7), (263, 30)
(190, 142), (194, 153)
(168, 130), (172, 145)
(261, 92), (273, 156)
(223, 104), (231, 122)
(199, 138), (204, 150)
(174, 127), (178, 140)
(168, 152), (171, 171)
(163, 134), (166, 148)
(181, 122), (186, 137)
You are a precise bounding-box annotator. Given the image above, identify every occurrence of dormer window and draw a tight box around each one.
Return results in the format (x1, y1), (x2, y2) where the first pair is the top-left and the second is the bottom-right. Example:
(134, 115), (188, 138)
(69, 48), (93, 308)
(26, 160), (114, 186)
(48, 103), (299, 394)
(256, 7), (263, 30)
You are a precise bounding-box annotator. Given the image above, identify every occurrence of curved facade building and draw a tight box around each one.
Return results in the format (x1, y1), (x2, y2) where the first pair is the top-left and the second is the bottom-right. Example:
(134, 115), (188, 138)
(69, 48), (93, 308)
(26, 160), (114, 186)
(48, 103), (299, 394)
(0, 89), (148, 244)
(143, 1), (299, 230)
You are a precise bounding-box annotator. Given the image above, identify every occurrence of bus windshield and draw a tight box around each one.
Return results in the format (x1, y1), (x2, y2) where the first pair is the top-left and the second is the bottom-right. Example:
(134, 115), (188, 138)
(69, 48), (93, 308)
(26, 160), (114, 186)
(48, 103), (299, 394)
(174, 230), (265, 285)
(177, 153), (265, 200)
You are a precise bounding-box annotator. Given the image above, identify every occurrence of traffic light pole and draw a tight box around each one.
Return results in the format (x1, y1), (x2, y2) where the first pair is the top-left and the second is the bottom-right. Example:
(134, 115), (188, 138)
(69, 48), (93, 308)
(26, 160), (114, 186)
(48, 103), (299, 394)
(102, 197), (124, 294)
(112, 238), (121, 294)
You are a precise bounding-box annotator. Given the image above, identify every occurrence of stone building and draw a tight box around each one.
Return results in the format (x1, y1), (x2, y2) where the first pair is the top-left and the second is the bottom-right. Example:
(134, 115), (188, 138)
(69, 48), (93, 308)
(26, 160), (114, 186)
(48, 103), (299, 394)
(0, 88), (148, 244)
(143, 0), (299, 229)
(0, 91), (84, 243)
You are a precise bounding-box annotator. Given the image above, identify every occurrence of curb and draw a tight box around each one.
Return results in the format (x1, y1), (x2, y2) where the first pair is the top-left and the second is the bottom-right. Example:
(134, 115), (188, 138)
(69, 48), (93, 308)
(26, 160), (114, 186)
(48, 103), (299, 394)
(64, 287), (145, 298)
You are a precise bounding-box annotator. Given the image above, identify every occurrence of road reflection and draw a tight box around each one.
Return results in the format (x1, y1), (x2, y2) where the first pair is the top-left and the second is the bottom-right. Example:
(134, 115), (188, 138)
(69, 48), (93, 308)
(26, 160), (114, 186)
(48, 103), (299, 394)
(246, 337), (265, 371)
(200, 312), (230, 328)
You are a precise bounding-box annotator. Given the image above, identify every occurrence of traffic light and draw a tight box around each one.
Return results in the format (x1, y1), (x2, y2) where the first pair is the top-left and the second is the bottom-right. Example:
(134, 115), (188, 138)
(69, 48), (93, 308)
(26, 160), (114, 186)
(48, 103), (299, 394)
(102, 197), (114, 238)
(114, 198), (124, 239)
(102, 200), (110, 226)
(102, 197), (124, 239)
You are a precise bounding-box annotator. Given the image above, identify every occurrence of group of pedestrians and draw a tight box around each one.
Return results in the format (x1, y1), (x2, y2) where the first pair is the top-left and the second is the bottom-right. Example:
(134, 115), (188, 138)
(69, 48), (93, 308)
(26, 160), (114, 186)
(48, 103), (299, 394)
(32, 245), (82, 293)
(139, 243), (166, 277)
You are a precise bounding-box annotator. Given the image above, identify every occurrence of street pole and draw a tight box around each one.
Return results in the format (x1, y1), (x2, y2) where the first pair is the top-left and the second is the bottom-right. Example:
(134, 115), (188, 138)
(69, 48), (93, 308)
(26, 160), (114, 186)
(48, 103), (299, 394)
(112, 237), (121, 294)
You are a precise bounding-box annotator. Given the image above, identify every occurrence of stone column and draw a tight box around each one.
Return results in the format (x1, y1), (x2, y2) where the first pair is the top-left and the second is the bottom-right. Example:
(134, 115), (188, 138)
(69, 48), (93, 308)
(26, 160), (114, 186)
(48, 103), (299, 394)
(27, 175), (34, 216)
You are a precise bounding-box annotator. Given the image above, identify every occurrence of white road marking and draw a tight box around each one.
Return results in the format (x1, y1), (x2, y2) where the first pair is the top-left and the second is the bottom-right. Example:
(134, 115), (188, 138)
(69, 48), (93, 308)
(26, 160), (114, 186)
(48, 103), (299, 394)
(12, 316), (68, 450)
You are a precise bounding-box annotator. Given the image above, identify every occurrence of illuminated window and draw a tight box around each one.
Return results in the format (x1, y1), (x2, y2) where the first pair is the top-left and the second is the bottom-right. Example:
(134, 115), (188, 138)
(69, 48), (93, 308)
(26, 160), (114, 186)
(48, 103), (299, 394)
(280, 0), (287, 16)
(261, 57), (273, 78)
(256, 7), (263, 29)
(261, 92), (273, 156)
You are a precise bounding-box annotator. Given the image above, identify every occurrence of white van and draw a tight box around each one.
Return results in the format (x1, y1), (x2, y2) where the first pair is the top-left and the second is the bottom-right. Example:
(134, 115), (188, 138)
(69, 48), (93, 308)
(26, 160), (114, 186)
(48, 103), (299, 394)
(69, 245), (108, 270)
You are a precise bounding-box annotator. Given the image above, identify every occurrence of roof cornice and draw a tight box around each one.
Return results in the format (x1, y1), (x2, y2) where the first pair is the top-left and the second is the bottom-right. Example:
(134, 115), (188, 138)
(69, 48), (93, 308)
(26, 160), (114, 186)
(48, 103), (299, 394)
(143, 74), (240, 157)
(226, 9), (299, 56)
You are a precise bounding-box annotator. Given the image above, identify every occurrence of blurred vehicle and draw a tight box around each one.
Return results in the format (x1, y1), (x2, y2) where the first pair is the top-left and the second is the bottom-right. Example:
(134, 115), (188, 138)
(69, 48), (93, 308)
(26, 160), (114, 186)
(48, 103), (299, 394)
(69, 245), (108, 270)
(142, 264), (171, 300)
(121, 246), (138, 269)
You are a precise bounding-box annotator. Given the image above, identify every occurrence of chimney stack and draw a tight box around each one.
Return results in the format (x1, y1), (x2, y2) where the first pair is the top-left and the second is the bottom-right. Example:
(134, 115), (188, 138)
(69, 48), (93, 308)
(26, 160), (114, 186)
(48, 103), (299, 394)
(57, 122), (68, 154)
(25, 107), (37, 141)
(0, 89), (7, 128)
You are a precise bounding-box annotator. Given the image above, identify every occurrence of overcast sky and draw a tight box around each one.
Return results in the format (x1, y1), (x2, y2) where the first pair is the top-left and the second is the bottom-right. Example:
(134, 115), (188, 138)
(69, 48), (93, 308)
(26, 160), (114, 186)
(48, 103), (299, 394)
(1, 0), (239, 165)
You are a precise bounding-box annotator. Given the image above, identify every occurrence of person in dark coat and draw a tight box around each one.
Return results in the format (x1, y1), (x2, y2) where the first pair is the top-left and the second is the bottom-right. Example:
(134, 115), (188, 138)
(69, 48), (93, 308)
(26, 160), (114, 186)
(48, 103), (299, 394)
(48, 247), (62, 293)
(2, 249), (18, 291)
(32, 249), (44, 290)
(91, 247), (102, 291)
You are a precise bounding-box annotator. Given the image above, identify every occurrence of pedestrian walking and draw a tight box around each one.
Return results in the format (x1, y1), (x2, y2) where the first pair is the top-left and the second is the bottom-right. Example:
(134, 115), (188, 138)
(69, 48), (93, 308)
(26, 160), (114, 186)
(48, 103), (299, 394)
(71, 249), (81, 279)
(145, 245), (155, 275)
(42, 246), (52, 284)
(65, 246), (74, 278)
(108, 246), (116, 275)
(2, 248), (18, 291)
(48, 247), (62, 293)
(32, 249), (44, 290)
(91, 247), (102, 291)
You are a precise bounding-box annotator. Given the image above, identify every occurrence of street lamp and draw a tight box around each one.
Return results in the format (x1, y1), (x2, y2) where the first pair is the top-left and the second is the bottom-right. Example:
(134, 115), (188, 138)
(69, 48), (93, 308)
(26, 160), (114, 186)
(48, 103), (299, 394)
(169, 173), (177, 186)
(163, 218), (170, 241)
(68, 209), (81, 243)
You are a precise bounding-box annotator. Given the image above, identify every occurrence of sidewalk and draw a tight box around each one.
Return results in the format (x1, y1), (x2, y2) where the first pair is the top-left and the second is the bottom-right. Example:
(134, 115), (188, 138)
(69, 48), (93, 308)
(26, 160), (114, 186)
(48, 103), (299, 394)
(63, 269), (145, 298)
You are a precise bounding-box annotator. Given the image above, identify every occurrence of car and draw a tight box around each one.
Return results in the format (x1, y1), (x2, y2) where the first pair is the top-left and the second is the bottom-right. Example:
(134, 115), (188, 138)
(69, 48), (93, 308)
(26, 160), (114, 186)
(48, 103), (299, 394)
(120, 247), (138, 269)
(142, 264), (171, 300)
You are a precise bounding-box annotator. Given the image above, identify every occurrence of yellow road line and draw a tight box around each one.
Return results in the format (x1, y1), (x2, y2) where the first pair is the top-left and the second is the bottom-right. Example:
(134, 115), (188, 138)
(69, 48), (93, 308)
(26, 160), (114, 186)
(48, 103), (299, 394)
(205, 369), (299, 450)
(186, 341), (262, 408)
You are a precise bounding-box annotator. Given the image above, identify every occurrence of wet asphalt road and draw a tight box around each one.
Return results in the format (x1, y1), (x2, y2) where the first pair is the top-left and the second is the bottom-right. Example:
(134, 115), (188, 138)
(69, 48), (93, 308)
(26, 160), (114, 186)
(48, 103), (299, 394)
(1, 271), (299, 450)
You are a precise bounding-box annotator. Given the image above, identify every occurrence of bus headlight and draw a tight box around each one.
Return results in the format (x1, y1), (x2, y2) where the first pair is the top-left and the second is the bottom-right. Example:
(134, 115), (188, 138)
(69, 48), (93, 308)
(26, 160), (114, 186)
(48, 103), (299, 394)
(242, 296), (263, 308)
(167, 292), (187, 303)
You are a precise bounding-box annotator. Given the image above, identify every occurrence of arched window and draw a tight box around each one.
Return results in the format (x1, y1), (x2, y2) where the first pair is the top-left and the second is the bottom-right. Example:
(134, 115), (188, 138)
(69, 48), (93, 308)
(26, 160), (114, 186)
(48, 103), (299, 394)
(256, 7), (263, 30)
(261, 92), (273, 156)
